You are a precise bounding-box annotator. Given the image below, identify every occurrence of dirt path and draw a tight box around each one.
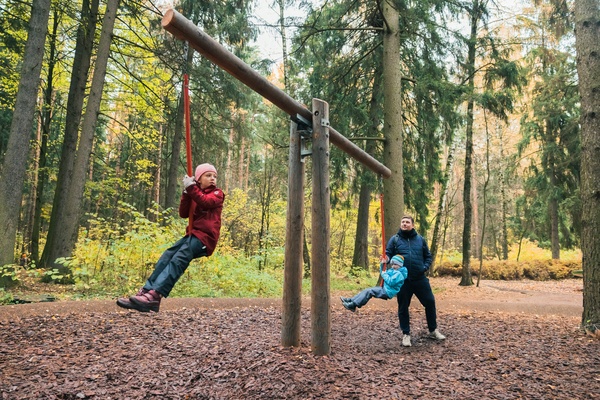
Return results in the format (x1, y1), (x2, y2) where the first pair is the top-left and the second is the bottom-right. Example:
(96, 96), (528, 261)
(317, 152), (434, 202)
(0, 277), (584, 321)
(433, 277), (583, 317)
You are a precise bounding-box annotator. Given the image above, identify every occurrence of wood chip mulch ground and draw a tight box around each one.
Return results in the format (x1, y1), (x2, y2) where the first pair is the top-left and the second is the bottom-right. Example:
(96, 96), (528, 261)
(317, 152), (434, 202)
(1, 278), (599, 399)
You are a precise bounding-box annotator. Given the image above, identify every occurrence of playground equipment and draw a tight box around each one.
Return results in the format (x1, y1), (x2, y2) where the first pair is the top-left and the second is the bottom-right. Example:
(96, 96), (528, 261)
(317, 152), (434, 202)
(162, 9), (391, 355)
(183, 73), (194, 231)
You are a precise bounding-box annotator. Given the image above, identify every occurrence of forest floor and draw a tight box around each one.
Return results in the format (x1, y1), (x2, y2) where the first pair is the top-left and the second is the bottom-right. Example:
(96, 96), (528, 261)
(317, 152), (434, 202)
(1, 277), (598, 399)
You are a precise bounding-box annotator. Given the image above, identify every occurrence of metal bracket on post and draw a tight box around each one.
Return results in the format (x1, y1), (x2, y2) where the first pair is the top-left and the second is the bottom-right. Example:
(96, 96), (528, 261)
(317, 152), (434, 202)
(292, 113), (313, 160)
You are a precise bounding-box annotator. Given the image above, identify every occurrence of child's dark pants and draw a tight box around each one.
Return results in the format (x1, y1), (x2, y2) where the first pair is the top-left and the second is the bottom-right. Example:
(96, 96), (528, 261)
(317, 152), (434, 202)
(143, 235), (207, 297)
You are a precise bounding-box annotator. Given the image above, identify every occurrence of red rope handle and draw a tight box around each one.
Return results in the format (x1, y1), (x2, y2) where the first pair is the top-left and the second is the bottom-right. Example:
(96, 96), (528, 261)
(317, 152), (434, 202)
(184, 74), (195, 232)
(183, 74), (193, 176)
(380, 193), (386, 261)
(184, 74), (193, 176)
(379, 193), (386, 287)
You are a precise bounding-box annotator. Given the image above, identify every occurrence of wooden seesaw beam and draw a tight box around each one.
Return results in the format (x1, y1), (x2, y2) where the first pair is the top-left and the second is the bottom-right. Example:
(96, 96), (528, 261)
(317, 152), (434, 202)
(161, 8), (391, 179)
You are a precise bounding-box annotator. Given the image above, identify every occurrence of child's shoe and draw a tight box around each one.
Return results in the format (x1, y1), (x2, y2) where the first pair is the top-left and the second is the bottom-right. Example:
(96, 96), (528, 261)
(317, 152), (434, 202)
(129, 289), (162, 312)
(116, 288), (148, 310)
(340, 298), (356, 312)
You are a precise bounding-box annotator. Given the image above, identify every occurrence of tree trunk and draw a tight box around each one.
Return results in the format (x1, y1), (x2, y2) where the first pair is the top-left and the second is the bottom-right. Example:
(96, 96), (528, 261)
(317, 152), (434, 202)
(277, 0), (289, 92)
(549, 196), (560, 259)
(461, 105), (474, 286)
(430, 136), (456, 272)
(547, 145), (560, 259)
(149, 123), (163, 222)
(472, 166), (480, 260)
(23, 109), (42, 257)
(43, 0), (120, 277)
(499, 130), (508, 260)
(382, 0), (403, 241)
(31, 8), (60, 264)
(238, 136), (246, 190)
(258, 153), (273, 271)
(460, 0), (480, 287)
(225, 125), (234, 193)
(574, 0), (600, 335)
(352, 63), (382, 269)
(476, 113), (491, 287)
(352, 179), (372, 269)
(0, 0), (51, 271)
(166, 90), (185, 210)
(40, 0), (99, 270)
(303, 228), (311, 279)
(165, 49), (194, 211)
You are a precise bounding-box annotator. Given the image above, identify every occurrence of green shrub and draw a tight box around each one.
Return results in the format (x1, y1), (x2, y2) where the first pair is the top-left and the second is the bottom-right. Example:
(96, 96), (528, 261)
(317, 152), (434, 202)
(171, 253), (283, 298)
(0, 288), (14, 305)
(55, 206), (583, 301)
(0, 264), (20, 289)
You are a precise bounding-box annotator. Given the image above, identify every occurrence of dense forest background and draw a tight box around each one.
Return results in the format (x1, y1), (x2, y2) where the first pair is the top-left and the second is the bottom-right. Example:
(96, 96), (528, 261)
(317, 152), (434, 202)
(0, 0), (593, 300)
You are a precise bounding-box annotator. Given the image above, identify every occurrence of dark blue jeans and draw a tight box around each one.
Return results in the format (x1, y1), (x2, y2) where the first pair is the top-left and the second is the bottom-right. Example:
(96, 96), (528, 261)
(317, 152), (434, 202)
(143, 235), (207, 297)
(350, 286), (390, 308)
(397, 277), (437, 334)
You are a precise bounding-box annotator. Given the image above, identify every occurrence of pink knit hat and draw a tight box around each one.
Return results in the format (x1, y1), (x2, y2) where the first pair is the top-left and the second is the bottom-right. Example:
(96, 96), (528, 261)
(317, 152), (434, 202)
(194, 163), (217, 181)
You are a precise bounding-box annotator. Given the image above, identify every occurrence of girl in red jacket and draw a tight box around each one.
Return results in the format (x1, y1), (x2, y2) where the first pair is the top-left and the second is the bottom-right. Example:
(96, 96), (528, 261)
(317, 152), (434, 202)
(117, 163), (224, 312)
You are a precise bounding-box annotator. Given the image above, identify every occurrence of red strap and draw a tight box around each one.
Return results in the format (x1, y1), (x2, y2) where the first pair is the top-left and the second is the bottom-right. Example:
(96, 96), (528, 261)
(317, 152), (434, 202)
(379, 193), (386, 287)
(184, 74), (194, 232)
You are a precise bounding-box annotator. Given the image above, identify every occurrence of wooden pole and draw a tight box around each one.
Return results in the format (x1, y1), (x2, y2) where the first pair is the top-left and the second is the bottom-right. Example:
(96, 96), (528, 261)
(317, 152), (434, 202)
(311, 99), (331, 356)
(161, 9), (390, 178)
(281, 121), (305, 347)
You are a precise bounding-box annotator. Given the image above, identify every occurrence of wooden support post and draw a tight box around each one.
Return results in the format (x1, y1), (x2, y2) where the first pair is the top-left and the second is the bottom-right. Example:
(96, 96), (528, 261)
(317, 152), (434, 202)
(282, 121), (305, 347)
(159, 9), (395, 354)
(311, 99), (331, 356)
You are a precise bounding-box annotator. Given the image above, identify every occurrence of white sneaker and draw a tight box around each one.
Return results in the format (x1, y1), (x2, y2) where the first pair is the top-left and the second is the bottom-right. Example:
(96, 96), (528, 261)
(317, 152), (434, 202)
(402, 334), (412, 347)
(428, 329), (446, 340)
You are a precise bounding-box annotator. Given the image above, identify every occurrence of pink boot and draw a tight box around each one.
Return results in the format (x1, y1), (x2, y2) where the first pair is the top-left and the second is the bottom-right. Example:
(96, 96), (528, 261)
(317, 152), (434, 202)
(116, 288), (148, 310)
(129, 289), (162, 312)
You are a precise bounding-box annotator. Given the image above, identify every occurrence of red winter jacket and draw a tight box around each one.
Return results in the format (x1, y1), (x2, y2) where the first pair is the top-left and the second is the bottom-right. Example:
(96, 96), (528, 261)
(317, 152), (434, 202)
(179, 184), (225, 256)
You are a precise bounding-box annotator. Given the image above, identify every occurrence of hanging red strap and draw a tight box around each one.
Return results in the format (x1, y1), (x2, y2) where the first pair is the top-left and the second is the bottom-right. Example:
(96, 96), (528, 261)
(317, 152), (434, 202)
(379, 192), (386, 287)
(183, 74), (195, 232)
(184, 74), (193, 176)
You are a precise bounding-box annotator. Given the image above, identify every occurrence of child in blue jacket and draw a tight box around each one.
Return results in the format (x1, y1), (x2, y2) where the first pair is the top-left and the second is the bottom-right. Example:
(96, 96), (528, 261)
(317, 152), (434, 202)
(340, 255), (408, 312)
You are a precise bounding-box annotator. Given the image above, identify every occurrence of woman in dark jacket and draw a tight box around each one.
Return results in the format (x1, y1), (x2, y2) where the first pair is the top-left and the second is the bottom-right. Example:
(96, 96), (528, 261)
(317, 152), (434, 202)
(386, 215), (446, 347)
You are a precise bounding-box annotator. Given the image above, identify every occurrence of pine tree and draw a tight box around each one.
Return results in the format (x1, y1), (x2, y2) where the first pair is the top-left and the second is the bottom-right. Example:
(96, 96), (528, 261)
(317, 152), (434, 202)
(574, 0), (600, 337)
